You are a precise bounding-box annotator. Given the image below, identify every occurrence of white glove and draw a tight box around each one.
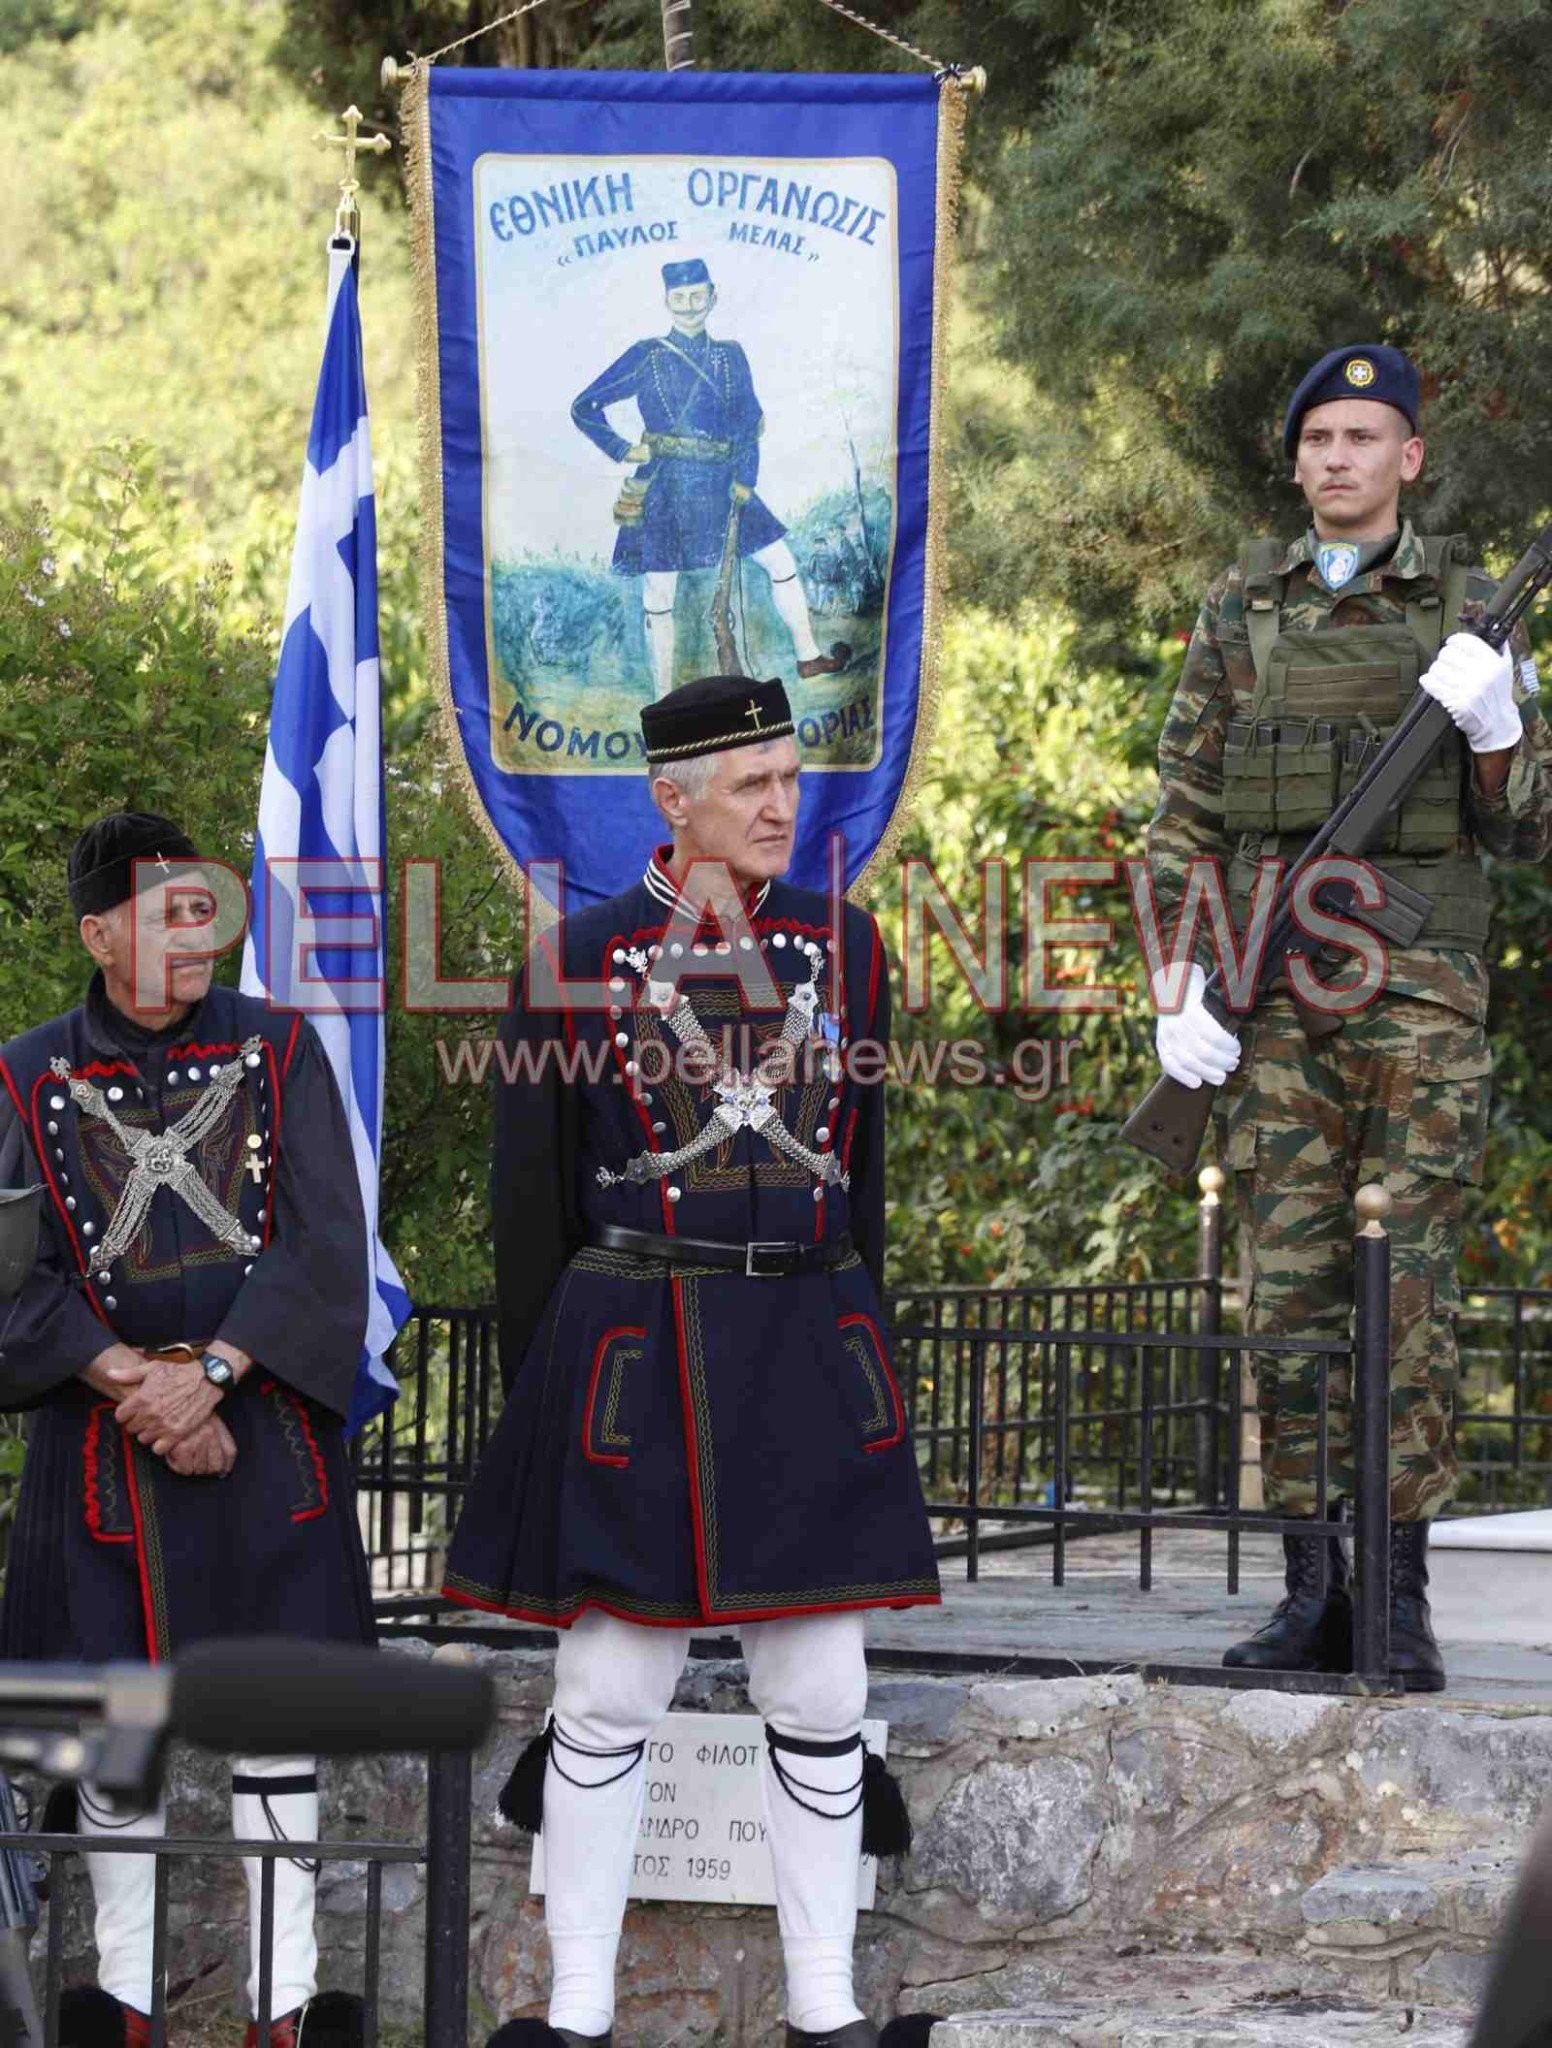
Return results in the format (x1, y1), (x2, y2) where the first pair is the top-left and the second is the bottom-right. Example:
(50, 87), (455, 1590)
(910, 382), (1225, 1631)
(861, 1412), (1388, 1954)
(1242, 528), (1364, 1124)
(1152, 963), (1242, 1091)
(1420, 632), (1523, 754)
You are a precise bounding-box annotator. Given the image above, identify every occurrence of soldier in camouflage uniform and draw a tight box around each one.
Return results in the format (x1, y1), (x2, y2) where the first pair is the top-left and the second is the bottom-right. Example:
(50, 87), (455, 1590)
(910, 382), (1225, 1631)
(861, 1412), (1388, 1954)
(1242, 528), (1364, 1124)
(1146, 344), (1552, 1689)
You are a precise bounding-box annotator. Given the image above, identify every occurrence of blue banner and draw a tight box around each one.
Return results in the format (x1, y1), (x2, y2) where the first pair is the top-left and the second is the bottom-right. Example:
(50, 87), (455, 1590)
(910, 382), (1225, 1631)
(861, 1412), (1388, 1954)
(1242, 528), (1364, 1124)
(404, 66), (965, 902)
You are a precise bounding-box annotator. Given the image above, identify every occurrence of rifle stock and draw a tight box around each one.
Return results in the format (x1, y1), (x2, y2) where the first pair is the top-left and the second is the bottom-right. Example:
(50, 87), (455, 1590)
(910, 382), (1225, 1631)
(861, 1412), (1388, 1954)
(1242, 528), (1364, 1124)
(1122, 1071), (1219, 1173)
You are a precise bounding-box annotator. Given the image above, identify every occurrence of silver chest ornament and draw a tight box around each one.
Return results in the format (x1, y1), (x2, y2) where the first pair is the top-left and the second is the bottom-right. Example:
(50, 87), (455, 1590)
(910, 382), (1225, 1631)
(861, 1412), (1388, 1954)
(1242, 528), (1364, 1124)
(597, 946), (847, 1193)
(49, 1039), (266, 1277)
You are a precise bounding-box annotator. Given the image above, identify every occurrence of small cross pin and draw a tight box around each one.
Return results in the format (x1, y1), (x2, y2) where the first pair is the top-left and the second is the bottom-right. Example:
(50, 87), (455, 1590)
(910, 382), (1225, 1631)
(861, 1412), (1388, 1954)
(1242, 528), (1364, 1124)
(154, 851), (170, 874)
(744, 698), (764, 729)
(245, 1134), (265, 1184)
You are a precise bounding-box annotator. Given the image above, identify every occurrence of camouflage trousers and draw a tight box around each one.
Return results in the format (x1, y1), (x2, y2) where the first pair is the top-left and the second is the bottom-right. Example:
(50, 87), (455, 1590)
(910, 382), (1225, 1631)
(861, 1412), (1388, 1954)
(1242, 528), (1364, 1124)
(1216, 993), (1492, 1521)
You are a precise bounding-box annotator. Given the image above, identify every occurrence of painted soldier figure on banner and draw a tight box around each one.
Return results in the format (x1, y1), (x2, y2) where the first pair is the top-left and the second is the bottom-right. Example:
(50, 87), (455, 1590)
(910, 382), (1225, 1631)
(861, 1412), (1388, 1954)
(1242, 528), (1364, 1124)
(408, 69), (967, 899)
(570, 257), (851, 698)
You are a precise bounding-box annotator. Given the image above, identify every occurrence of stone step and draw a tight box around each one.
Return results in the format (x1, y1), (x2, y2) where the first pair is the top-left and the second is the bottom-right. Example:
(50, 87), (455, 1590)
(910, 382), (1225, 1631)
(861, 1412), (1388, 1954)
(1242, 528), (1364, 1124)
(931, 2001), (1470, 2047)
(1297, 1852), (1517, 2007)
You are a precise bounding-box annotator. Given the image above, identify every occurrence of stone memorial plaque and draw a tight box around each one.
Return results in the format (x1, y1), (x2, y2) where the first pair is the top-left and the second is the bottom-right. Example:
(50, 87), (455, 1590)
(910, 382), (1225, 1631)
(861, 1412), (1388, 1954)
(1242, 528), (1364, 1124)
(530, 1710), (888, 1907)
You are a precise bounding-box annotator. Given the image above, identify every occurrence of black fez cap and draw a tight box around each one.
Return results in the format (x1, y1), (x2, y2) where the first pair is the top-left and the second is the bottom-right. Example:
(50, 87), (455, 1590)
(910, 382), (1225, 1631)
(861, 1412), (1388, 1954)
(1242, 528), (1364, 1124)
(1283, 343), (1421, 459)
(68, 811), (202, 920)
(640, 674), (795, 766)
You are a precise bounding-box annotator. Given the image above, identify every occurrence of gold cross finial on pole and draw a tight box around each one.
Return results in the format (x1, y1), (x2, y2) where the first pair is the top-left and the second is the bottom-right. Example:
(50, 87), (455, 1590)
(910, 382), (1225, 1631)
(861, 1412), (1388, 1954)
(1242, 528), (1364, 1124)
(315, 105), (392, 241)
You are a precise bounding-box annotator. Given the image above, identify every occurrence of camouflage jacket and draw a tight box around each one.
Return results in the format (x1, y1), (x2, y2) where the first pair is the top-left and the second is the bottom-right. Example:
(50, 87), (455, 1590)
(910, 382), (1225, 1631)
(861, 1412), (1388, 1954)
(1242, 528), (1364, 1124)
(1146, 521), (1552, 1022)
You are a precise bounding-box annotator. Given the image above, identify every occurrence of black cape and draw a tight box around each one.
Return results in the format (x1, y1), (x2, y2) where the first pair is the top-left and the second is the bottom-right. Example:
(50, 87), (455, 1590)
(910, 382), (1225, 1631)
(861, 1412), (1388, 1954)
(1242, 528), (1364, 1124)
(0, 977), (375, 1662)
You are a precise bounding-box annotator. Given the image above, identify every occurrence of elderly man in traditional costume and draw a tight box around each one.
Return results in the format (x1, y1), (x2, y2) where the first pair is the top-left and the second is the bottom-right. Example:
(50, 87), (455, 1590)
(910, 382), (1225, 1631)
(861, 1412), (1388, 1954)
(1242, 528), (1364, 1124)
(0, 813), (375, 2048)
(445, 676), (939, 2048)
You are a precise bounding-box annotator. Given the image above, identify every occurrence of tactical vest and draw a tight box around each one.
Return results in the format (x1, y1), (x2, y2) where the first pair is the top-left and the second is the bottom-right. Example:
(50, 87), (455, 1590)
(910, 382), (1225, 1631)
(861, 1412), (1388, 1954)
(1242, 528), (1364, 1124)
(1221, 533), (1494, 954)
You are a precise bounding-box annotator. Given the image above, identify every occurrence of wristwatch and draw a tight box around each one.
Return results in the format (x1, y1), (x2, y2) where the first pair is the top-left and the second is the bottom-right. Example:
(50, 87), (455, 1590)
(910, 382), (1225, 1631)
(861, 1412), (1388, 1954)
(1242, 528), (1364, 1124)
(200, 1349), (236, 1393)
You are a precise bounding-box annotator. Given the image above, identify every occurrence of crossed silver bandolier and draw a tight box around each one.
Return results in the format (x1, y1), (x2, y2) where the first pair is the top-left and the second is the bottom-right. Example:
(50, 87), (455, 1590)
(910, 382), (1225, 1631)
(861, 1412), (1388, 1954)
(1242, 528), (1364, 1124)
(49, 1041), (264, 1277)
(597, 950), (847, 1192)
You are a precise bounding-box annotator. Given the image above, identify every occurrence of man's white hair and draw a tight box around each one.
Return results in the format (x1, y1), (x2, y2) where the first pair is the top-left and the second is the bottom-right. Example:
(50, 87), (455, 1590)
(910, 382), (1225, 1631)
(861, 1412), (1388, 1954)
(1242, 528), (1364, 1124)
(652, 748), (720, 804)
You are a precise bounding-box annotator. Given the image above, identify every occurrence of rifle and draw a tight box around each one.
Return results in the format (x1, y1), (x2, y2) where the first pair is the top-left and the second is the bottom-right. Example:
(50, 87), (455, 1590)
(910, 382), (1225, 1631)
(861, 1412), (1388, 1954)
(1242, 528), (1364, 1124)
(710, 494), (746, 678)
(1124, 520), (1552, 1175)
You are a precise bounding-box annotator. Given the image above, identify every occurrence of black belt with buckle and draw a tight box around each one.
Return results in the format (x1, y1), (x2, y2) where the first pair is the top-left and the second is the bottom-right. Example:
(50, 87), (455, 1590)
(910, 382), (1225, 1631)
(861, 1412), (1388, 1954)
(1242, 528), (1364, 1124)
(591, 1224), (853, 1278)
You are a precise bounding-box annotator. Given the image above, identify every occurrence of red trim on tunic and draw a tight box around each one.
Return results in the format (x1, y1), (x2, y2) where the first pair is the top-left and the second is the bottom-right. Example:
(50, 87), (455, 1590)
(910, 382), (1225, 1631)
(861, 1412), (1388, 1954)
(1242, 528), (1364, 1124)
(441, 1582), (942, 1630)
(671, 1275), (713, 1614)
(582, 1323), (644, 1469)
(289, 1398), (330, 1521)
(256, 1041), (283, 1249)
(83, 1403), (133, 1544)
(839, 1311), (905, 1452)
(24, 1073), (108, 1325)
(119, 1431), (163, 1665)
(840, 1106), (861, 1172)
(280, 1014), (303, 1079)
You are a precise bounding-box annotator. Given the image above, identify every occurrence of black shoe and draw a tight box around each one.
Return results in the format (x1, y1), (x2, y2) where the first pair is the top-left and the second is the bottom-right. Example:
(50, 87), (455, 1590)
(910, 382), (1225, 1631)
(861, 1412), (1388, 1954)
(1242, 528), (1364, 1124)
(880, 2021), (942, 2048)
(1223, 1531), (1353, 1673)
(486, 2027), (612, 2048)
(1389, 1520), (1446, 1692)
(788, 2017), (944, 2046)
(59, 1989), (152, 2048)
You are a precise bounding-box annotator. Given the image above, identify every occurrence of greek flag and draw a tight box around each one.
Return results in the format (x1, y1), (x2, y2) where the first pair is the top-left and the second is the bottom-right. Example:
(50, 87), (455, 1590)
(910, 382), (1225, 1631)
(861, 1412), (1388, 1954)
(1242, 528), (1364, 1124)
(242, 240), (407, 1430)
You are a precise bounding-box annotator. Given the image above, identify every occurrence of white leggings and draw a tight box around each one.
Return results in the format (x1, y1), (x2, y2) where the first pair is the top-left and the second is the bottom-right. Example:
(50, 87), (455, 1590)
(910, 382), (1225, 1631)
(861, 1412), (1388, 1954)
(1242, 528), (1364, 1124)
(79, 1757), (318, 2020)
(543, 1608), (869, 2037)
(642, 539), (821, 695)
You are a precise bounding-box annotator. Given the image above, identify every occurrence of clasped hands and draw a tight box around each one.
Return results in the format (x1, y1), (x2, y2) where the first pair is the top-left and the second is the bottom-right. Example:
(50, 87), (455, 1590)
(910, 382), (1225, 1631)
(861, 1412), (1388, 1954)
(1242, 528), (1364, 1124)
(81, 1342), (249, 1477)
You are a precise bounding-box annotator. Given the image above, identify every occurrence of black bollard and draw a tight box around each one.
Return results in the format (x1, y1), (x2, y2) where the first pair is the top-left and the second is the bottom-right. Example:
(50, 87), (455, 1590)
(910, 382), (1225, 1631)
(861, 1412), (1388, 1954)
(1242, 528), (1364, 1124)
(1351, 1184), (1393, 1689)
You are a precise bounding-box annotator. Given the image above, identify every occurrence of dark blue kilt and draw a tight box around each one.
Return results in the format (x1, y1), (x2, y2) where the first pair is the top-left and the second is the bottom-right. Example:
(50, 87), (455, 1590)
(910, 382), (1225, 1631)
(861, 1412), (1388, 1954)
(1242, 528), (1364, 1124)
(444, 1247), (940, 1630)
(0, 1376), (376, 1663)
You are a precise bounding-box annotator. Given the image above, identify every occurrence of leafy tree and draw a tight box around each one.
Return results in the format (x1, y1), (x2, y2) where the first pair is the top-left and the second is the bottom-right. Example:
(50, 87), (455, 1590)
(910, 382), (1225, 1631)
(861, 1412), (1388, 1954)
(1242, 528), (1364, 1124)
(0, 453), (273, 1036)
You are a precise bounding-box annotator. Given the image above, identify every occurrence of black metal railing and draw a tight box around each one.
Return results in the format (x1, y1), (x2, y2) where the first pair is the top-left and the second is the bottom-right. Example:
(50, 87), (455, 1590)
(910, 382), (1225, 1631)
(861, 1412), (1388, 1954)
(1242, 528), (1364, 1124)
(348, 1179), (1552, 1692)
(0, 1745), (475, 2048)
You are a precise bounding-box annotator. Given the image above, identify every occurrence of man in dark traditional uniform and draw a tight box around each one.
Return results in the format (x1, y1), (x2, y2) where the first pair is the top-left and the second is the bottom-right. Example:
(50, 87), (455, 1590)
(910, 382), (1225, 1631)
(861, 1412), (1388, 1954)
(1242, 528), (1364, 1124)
(0, 813), (376, 2048)
(445, 676), (939, 2048)
(571, 258), (851, 697)
(1146, 346), (1552, 1688)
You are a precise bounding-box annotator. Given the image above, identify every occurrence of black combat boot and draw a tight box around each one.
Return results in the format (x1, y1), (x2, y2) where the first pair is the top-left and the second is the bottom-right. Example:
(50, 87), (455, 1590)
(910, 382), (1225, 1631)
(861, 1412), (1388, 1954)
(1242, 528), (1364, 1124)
(1223, 1530), (1352, 1672)
(1389, 1520), (1446, 1693)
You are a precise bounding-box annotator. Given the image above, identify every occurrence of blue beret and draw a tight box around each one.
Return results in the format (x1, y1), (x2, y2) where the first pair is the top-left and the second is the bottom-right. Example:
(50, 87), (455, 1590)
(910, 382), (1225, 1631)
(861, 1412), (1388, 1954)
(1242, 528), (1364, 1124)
(662, 258), (711, 289)
(1282, 344), (1421, 459)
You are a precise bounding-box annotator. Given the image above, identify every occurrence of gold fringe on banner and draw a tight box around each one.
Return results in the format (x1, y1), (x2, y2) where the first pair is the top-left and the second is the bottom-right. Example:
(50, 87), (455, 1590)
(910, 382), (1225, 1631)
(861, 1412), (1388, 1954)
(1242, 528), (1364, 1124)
(849, 70), (969, 904)
(400, 61), (532, 908)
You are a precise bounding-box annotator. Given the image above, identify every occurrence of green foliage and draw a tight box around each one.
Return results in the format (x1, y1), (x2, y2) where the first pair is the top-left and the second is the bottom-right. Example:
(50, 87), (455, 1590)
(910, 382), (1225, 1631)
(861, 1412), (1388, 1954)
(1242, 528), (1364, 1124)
(2, 0), (1546, 1314)
(0, 0), (417, 584)
(0, 455), (272, 1039)
(865, 607), (1202, 1288)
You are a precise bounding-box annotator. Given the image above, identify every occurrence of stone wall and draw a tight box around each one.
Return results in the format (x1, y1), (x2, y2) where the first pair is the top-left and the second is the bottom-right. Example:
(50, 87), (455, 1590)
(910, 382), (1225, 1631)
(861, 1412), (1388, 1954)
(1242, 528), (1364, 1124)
(33, 1646), (1552, 2040)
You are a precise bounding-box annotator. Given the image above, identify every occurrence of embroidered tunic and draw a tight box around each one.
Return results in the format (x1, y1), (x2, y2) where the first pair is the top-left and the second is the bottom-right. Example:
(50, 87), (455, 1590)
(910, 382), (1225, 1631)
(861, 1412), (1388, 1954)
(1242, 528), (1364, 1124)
(443, 855), (941, 1629)
(0, 977), (375, 1663)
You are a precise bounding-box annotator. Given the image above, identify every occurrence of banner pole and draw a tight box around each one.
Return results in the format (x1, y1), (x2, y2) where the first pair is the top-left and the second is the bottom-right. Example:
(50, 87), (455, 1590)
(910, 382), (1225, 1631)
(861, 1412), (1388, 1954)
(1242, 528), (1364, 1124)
(661, 0), (695, 68)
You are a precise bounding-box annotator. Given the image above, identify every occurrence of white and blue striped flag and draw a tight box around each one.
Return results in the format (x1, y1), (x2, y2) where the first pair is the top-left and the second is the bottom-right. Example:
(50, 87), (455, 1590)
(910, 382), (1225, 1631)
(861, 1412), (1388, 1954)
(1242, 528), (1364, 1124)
(242, 239), (408, 1430)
